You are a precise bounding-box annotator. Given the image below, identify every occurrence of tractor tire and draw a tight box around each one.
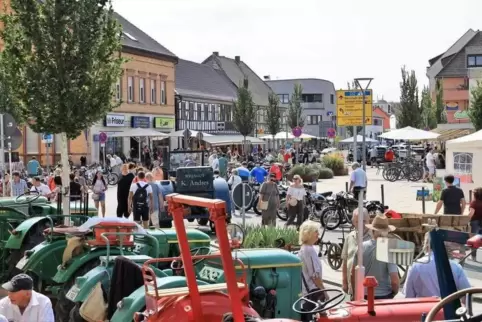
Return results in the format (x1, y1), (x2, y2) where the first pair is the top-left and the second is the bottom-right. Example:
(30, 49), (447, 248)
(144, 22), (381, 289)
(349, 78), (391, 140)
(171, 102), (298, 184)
(159, 220), (172, 228)
(197, 218), (208, 226)
(55, 260), (100, 322)
(7, 221), (47, 279)
(68, 303), (86, 322)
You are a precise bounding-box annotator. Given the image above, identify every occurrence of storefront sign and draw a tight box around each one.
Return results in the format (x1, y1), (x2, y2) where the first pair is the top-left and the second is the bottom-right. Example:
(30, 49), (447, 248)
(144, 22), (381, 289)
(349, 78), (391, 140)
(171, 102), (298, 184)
(153, 117), (175, 129)
(132, 116), (150, 128)
(105, 114), (125, 127)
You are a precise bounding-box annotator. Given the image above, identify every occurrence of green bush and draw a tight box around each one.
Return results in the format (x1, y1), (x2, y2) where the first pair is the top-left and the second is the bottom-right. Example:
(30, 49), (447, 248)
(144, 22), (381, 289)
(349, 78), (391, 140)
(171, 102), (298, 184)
(322, 154), (345, 175)
(244, 225), (299, 248)
(287, 164), (319, 182)
(318, 167), (334, 179)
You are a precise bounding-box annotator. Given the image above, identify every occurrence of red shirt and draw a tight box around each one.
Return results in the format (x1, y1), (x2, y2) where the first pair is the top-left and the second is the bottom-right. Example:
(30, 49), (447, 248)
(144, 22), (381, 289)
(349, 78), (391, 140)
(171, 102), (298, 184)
(270, 165), (282, 181)
(283, 153), (290, 163)
(470, 200), (482, 221)
(385, 150), (394, 162)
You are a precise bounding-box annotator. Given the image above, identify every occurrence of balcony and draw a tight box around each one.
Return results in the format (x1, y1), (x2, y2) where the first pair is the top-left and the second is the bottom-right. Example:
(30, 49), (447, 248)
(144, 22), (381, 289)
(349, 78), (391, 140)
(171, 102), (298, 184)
(302, 102), (325, 110)
(443, 87), (469, 101)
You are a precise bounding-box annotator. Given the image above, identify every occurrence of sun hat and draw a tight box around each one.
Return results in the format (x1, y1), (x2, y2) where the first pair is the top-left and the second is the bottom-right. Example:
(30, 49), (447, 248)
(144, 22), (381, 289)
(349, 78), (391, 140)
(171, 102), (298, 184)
(365, 215), (395, 232)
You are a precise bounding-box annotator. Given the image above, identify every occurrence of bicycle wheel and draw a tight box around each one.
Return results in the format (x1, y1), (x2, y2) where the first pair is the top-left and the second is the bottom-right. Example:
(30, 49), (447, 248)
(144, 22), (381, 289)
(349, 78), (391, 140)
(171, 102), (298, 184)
(321, 207), (342, 230)
(385, 168), (399, 182)
(107, 173), (118, 185)
(409, 167), (424, 182)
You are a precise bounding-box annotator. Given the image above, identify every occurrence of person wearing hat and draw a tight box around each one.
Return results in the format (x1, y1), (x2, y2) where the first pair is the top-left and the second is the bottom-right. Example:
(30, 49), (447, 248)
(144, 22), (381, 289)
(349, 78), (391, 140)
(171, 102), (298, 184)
(349, 162), (367, 201)
(0, 274), (54, 321)
(258, 173), (280, 226)
(351, 215), (400, 300)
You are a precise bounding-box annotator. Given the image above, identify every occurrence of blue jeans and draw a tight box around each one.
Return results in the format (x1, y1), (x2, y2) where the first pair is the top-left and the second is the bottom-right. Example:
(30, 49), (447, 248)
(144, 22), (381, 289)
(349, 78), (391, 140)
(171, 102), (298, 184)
(470, 220), (482, 258)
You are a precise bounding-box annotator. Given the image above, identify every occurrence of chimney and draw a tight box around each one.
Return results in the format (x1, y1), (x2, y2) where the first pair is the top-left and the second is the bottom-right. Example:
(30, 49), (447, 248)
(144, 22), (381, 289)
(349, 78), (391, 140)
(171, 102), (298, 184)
(213, 51), (219, 56)
(235, 56), (241, 64)
(264, 75), (271, 80)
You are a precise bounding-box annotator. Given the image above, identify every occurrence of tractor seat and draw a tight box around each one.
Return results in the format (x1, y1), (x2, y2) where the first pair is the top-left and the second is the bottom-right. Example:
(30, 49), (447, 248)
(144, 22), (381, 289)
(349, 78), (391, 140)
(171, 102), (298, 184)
(44, 226), (92, 236)
(147, 282), (246, 297)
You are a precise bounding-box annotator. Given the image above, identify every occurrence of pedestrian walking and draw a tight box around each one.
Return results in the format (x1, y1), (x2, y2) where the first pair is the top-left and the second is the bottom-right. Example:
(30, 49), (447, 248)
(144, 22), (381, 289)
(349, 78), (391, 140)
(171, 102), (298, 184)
(258, 173), (280, 226)
(286, 174), (306, 228)
(349, 162), (367, 201)
(117, 164), (135, 219)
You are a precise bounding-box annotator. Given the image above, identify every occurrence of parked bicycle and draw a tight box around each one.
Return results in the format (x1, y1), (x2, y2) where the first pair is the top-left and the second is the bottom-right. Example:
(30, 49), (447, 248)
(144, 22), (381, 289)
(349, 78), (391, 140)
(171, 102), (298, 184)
(382, 159), (423, 182)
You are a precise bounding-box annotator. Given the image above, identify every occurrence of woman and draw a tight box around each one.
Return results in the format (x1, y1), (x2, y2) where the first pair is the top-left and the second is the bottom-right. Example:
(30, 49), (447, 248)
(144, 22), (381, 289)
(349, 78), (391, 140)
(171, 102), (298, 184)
(469, 188), (482, 260)
(92, 171), (107, 217)
(228, 169), (242, 216)
(286, 174), (306, 228)
(298, 220), (326, 321)
(258, 173), (280, 226)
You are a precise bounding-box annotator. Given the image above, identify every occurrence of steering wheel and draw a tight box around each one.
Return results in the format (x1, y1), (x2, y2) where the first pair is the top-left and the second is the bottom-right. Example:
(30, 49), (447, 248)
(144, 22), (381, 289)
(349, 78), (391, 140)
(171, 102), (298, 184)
(292, 289), (345, 315)
(170, 247), (212, 271)
(15, 191), (40, 204)
(425, 287), (482, 322)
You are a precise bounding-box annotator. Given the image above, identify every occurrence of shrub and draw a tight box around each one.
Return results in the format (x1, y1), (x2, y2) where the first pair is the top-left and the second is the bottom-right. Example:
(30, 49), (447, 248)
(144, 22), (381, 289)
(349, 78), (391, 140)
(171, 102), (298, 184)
(287, 164), (319, 182)
(322, 154), (345, 174)
(318, 167), (334, 179)
(244, 225), (299, 248)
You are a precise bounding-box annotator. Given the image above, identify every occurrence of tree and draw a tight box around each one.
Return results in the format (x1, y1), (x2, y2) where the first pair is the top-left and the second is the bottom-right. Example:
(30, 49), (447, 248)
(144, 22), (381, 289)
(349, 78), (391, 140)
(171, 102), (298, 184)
(0, 0), (124, 218)
(266, 92), (281, 149)
(346, 81), (362, 135)
(469, 81), (482, 131)
(434, 79), (447, 124)
(233, 78), (256, 154)
(397, 66), (422, 128)
(420, 86), (437, 129)
(287, 83), (304, 129)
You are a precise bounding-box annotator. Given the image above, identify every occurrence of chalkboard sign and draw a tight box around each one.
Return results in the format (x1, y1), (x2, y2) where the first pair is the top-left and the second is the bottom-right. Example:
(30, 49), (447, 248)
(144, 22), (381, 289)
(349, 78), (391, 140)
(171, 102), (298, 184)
(176, 166), (214, 193)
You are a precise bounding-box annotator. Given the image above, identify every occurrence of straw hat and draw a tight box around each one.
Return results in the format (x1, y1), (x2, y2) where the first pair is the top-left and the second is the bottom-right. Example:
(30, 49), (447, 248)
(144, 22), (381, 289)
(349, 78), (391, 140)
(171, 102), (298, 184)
(365, 215), (395, 233)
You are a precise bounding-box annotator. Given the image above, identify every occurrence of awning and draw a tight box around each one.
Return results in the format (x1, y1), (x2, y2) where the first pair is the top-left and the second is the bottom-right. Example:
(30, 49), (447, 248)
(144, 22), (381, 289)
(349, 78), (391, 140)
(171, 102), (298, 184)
(431, 128), (473, 141)
(203, 135), (266, 146)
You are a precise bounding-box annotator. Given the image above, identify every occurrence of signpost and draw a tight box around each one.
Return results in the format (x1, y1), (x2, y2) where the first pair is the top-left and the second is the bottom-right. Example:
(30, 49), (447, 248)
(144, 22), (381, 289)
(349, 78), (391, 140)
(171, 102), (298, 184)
(327, 128), (336, 139)
(292, 126), (302, 138)
(99, 132), (107, 167)
(292, 126), (302, 163)
(335, 90), (373, 127)
(232, 183), (254, 227)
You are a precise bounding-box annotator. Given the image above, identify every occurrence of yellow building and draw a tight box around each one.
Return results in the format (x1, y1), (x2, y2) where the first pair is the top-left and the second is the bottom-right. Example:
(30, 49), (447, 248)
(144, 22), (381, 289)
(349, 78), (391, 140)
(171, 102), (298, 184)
(8, 11), (177, 164)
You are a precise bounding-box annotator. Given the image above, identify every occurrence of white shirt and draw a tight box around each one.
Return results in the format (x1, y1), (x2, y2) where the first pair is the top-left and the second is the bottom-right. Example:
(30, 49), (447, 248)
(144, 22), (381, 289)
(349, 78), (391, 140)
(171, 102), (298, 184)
(30, 183), (51, 196)
(287, 186), (306, 201)
(130, 181), (153, 203)
(109, 157), (117, 167)
(426, 152), (435, 167)
(0, 290), (54, 322)
(115, 156), (122, 165)
(228, 175), (242, 188)
(0, 314), (7, 322)
(208, 154), (215, 166)
(212, 158), (219, 171)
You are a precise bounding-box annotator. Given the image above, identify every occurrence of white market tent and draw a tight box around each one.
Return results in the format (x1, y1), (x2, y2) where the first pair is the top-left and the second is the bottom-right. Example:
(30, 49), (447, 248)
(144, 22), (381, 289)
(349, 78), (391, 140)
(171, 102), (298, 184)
(109, 128), (169, 138)
(203, 135), (265, 146)
(259, 131), (317, 140)
(378, 126), (440, 140)
(168, 130), (213, 138)
(340, 135), (378, 143)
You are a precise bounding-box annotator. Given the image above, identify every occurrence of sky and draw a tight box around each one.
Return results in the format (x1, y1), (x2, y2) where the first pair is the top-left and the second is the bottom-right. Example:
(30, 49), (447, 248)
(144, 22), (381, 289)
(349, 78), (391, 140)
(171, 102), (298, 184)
(113, 0), (482, 102)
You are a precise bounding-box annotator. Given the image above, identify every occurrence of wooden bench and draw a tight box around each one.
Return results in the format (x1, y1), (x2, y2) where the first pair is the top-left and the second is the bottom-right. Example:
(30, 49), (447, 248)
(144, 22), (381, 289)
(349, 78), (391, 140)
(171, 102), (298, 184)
(147, 282), (246, 297)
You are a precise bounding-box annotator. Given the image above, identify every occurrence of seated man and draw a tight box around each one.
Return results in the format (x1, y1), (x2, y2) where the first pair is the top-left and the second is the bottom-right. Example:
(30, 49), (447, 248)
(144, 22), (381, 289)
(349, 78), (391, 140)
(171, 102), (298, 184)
(30, 176), (52, 198)
(403, 232), (471, 298)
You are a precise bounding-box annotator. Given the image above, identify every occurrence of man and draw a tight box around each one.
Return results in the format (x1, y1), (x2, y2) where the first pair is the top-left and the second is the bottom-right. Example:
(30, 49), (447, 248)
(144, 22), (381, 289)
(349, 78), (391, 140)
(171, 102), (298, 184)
(218, 154), (228, 179)
(342, 208), (371, 298)
(69, 173), (82, 201)
(0, 274), (54, 322)
(349, 162), (367, 201)
(146, 172), (163, 228)
(369, 146), (378, 168)
(107, 154), (117, 171)
(352, 215), (400, 299)
(114, 154), (123, 167)
(117, 164), (135, 219)
(384, 147), (394, 163)
(425, 148), (436, 182)
(26, 157), (40, 178)
(30, 176), (52, 197)
(236, 162), (250, 182)
(250, 162), (268, 184)
(269, 161), (282, 182)
(211, 153), (219, 172)
(208, 151), (217, 167)
(128, 171), (153, 228)
(10, 172), (29, 197)
(435, 175), (466, 216)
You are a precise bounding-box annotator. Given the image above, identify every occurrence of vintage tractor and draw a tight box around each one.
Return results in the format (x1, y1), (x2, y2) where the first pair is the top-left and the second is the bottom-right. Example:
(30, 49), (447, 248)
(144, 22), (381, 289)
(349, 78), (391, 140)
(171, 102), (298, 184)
(0, 191), (96, 282)
(14, 216), (210, 321)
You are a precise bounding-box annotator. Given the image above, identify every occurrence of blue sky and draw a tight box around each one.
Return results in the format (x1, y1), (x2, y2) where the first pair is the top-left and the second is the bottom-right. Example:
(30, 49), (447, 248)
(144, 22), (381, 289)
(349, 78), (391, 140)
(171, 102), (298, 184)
(113, 0), (481, 101)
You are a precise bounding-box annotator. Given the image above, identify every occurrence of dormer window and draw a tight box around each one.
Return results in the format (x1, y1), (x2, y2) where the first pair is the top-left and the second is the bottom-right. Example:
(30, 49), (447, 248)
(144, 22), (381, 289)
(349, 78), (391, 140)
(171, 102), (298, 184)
(123, 32), (137, 41)
(467, 55), (482, 68)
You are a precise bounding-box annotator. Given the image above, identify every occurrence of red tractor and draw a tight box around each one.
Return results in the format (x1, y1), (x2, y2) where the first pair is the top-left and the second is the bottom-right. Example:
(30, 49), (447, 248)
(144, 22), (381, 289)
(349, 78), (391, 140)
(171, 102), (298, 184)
(134, 193), (482, 322)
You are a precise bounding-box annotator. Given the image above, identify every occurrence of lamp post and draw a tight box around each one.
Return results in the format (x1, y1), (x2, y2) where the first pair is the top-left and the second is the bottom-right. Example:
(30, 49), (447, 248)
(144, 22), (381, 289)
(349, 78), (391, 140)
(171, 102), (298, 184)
(354, 78), (373, 171)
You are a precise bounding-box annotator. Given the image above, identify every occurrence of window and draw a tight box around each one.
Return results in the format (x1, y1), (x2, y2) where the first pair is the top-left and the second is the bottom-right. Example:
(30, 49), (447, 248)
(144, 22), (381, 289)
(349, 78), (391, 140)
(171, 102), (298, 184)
(277, 94), (289, 104)
(302, 94), (323, 103)
(189, 102), (194, 119)
(193, 104), (198, 121)
(467, 55), (482, 67)
(184, 101), (189, 119)
(161, 81), (166, 104)
(330, 94), (334, 104)
(127, 76), (134, 102)
(388, 105), (391, 114)
(197, 103), (202, 120)
(453, 152), (473, 184)
(115, 78), (121, 101)
(139, 78), (145, 103)
(150, 79), (156, 104)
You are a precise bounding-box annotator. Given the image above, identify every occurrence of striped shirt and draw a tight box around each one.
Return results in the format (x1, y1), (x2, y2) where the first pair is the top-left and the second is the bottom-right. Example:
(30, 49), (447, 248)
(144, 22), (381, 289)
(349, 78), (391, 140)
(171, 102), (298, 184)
(0, 291), (54, 322)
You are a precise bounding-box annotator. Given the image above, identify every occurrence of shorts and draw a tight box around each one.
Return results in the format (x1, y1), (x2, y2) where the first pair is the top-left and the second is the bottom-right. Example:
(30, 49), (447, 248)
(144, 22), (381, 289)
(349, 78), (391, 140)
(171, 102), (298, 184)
(150, 210), (159, 227)
(428, 166), (435, 175)
(96, 192), (105, 202)
(133, 208), (149, 222)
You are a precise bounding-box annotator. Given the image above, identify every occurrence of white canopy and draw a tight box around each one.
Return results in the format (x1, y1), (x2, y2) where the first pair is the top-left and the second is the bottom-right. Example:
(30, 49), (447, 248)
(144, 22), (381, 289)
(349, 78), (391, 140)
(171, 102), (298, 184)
(447, 129), (482, 149)
(340, 135), (378, 143)
(378, 126), (439, 140)
(168, 130), (213, 138)
(109, 128), (168, 138)
(203, 135), (266, 146)
(260, 131), (317, 140)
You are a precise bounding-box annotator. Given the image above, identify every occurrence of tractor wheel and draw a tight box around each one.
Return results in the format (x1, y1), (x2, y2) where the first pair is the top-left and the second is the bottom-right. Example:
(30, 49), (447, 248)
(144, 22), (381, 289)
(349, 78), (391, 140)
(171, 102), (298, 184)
(159, 220), (172, 228)
(197, 218), (208, 226)
(327, 244), (343, 270)
(7, 221), (47, 279)
(68, 303), (86, 322)
(55, 260), (99, 322)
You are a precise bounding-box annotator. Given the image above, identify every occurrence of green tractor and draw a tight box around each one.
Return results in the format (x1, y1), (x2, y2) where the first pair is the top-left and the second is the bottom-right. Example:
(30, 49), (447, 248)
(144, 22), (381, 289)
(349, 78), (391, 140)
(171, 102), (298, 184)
(65, 224), (303, 322)
(0, 192), (97, 281)
(15, 217), (211, 322)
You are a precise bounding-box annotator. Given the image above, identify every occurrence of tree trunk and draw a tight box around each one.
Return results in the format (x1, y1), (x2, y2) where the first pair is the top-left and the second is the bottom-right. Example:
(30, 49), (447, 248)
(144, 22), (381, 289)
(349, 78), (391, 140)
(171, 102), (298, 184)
(60, 132), (71, 225)
(243, 136), (247, 161)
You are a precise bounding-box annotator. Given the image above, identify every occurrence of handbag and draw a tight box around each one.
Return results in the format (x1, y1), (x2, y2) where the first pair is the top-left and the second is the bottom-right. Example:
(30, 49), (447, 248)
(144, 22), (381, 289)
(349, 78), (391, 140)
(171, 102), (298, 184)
(288, 197), (298, 207)
(92, 193), (100, 201)
(258, 184), (274, 211)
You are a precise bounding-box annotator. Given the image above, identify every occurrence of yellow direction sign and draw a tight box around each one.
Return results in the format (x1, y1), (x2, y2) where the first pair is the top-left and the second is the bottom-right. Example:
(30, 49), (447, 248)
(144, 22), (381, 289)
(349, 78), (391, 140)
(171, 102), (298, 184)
(336, 89), (373, 126)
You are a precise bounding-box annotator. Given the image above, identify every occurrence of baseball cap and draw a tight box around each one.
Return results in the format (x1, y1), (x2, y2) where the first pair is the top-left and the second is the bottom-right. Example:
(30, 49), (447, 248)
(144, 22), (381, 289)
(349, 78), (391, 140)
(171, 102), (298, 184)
(2, 274), (33, 292)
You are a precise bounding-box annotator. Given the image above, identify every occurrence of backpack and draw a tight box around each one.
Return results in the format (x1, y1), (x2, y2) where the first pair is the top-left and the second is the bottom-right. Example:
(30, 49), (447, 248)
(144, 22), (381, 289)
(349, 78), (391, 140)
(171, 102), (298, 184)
(133, 183), (149, 211)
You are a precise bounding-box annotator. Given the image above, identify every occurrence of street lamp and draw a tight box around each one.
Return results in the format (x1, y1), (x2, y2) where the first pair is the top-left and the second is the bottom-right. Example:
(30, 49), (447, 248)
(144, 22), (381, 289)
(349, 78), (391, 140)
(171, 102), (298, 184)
(354, 78), (373, 171)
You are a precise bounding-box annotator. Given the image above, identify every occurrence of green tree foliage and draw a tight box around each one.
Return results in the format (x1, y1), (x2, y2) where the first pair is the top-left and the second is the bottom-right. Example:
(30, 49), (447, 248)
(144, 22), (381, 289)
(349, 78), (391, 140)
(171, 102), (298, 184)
(397, 66), (422, 128)
(233, 78), (256, 137)
(469, 81), (482, 131)
(420, 86), (437, 129)
(266, 93), (281, 147)
(287, 83), (304, 129)
(434, 79), (447, 124)
(0, 0), (124, 219)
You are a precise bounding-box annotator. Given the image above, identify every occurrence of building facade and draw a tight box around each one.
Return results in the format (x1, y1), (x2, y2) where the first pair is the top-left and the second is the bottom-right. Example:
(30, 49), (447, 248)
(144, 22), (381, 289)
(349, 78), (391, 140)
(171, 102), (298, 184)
(16, 12), (177, 164)
(427, 29), (482, 125)
(265, 78), (336, 138)
(172, 59), (239, 148)
(202, 52), (283, 136)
